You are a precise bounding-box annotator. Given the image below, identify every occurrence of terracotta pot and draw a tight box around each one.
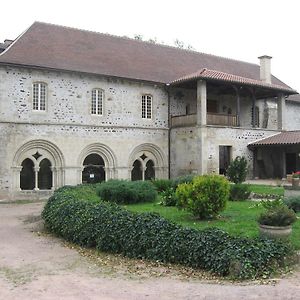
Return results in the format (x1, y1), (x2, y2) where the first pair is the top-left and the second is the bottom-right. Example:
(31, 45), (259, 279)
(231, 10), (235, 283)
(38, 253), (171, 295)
(259, 224), (292, 239)
(292, 178), (300, 187)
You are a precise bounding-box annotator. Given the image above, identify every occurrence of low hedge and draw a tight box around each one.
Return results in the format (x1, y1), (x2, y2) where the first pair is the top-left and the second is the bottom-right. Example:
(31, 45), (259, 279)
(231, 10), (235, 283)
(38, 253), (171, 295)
(97, 180), (157, 204)
(229, 184), (251, 201)
(42, 186), (294, 279)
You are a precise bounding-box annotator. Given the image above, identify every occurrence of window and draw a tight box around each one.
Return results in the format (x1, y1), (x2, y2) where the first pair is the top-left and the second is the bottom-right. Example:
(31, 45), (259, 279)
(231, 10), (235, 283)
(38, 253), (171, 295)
(33, 82), (47, 111)
(142, 95), (152, 119)
(91, 89), (103, 115)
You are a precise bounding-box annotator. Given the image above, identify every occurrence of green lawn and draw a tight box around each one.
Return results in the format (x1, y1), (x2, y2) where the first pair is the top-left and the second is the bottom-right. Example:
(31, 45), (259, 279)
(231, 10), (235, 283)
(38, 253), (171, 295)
(124, 199), (300, 249)
(247, 184), (284, 196)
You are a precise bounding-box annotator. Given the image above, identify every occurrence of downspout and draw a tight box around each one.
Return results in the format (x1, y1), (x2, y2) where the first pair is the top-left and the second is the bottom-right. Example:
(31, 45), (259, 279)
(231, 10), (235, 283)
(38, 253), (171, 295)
(165, 84), (171, 179)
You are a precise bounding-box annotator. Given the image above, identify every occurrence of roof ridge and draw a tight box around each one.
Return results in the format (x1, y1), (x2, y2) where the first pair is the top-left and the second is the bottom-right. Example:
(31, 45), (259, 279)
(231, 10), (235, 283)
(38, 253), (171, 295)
(33, 21), (261, 68)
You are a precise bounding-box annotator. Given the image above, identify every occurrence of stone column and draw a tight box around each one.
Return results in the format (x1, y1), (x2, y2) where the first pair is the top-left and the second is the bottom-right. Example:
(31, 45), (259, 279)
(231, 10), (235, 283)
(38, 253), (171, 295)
(196, 80), (207, 126)
(277, 93), (286, 130)
(196, 80), (208, 175)
(34, 167), (39, 190)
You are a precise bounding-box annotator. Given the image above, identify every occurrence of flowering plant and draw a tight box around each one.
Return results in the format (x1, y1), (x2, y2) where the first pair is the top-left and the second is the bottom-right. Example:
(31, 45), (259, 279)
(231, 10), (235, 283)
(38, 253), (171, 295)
(292, 171), (300, 179)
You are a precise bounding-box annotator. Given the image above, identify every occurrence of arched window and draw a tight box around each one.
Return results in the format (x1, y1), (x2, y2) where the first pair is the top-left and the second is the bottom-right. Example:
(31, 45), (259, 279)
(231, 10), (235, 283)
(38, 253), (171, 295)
(20, 158), (35, 190)
(38, 159), (52, 190)
(131, 160), (143, 181)
(145, 160), (155, 180)
(82, 154), (105, 183)
(33, 82), (47, 111)
(91, 89), (104, 115)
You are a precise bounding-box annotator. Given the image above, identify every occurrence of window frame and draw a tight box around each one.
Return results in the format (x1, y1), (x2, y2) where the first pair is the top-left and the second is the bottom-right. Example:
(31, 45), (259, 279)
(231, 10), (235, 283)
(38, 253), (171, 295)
(142, 94), (152, 119)
(32, 82), (47, 111)
(91, 88), (104, 116)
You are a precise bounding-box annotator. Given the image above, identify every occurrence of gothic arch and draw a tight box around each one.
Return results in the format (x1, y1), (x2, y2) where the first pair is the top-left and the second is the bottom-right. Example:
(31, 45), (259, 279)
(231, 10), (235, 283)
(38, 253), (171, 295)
(78, 143), (117, 182)
(12, 139), (65, 190)
(128, 143), (168, 180)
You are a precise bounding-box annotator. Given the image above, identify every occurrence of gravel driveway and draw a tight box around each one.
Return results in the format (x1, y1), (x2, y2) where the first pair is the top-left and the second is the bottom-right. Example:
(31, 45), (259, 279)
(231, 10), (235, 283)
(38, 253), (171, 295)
(0, 201), (299, 300)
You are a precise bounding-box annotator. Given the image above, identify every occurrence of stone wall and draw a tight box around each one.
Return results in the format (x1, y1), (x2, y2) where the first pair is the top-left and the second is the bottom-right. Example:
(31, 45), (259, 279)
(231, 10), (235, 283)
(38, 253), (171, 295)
(0, 66), (169, 200)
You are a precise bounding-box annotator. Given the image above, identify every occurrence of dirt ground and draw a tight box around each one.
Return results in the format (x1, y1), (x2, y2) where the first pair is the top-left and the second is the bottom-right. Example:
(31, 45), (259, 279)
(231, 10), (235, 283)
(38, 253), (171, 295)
(0, 201), (300, 300)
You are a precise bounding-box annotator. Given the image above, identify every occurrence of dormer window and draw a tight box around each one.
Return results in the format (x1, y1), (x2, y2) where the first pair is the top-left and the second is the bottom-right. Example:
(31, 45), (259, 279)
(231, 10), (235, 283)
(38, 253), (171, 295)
(33, 82), (47, 111)
(142, 94), (152, 119)
(91, 88), (103, 115)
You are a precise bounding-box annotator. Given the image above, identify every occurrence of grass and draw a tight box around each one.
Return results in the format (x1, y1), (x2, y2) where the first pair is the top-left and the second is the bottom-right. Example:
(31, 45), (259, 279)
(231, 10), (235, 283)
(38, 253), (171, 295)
(247, 184), (284, 196)
(124, 198), (300, 249)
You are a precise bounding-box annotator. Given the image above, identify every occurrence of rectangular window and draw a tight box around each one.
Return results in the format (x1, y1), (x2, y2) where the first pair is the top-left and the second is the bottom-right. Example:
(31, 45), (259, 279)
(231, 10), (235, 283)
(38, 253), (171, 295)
(33, 83), (46, 111)
(142, 95), (152, 119)
(91, 89), (103, 115)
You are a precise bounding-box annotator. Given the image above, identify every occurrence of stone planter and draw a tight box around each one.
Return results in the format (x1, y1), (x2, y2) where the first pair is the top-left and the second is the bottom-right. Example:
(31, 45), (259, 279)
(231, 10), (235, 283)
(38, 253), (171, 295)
(286, 174), (293, 183)
(292, 178), (300, 187)
(259, 224), (292, 239)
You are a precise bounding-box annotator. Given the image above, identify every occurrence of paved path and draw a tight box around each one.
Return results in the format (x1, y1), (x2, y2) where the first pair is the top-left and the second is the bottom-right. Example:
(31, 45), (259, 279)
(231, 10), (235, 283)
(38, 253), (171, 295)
(0, 201), (300, 300)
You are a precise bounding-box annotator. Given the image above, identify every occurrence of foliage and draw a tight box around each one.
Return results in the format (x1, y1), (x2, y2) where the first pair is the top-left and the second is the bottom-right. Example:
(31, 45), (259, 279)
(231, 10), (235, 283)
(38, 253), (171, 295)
(151, 179), (173, 193)
(229, 184), (251, 201)
(171, 174), (195, 188)
(176, 175), (230, 219)
(258, 205), (297, 227)
(226, 156), (248, 184)
(42, 185), (294, 279)
(292, 171), (300, 179)
(160, 187), (177, 206)
(97, 180), (157, 204)
(284, 197), (300, 213)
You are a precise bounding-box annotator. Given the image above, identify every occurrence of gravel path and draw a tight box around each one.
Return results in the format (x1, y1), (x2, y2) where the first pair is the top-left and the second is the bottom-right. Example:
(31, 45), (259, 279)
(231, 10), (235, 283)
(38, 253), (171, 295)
(0, 201), (299, 300)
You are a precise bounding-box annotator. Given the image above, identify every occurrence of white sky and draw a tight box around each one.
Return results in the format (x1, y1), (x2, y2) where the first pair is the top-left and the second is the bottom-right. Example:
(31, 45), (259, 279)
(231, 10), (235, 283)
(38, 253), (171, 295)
(0, 0), (299, 92)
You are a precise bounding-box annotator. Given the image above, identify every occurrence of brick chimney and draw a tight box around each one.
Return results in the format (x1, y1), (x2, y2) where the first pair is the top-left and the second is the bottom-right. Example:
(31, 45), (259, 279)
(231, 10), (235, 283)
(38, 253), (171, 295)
(258, 55), (272, 83)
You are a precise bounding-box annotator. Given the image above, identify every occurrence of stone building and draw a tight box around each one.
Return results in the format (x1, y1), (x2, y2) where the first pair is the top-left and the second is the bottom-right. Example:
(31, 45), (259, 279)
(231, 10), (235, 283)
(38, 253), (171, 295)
(0, 22), (299, 200)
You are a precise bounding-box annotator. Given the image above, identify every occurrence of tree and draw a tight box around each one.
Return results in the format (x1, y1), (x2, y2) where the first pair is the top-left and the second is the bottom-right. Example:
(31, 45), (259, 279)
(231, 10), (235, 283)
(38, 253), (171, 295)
(226, 156), (248, 184)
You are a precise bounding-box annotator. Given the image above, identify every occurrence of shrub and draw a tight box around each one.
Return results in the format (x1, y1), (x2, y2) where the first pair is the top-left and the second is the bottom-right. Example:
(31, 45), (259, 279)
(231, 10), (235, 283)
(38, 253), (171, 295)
(160, 187), (177, 206)
(171, 174), (195, 188)
(284, 197), (300, 213)
(97, 180), (157, 204)
(151, 179), (173, 193)
(176, 175), (230, 219)
(227, 156), (248, 184)
(229, 184), (251, 201)
(258, 205), (297, 227)
(42, 186), (294, 279)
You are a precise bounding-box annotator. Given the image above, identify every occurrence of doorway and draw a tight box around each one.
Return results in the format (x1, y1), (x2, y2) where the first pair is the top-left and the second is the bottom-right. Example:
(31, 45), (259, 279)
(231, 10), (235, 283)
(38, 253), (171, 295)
(219, 146), (232, 175)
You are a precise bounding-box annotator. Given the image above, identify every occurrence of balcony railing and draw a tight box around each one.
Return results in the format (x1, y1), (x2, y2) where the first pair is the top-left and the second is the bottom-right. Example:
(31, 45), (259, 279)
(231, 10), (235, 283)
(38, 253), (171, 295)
(170, 113), (238, 127)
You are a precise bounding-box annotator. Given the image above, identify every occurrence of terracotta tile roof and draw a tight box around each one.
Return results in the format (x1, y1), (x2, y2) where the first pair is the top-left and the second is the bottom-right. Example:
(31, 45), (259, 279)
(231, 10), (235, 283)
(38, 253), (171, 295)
(248, 131), (300, 147)
(0, 22), (295, 91)
(170, 68), (297, 93)
(287, 94), (300, 103)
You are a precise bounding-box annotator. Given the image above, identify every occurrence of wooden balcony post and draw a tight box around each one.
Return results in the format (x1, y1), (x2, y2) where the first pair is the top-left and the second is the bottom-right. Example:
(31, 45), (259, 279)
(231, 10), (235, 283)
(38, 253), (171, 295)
(232, 85), (240, 127)
(197, 80), (207, 126)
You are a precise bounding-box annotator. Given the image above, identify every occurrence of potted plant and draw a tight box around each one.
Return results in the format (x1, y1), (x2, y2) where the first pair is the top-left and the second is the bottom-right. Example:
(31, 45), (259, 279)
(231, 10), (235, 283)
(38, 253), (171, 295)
(258, 203), (297, 239)
(292, 171), (300, 187)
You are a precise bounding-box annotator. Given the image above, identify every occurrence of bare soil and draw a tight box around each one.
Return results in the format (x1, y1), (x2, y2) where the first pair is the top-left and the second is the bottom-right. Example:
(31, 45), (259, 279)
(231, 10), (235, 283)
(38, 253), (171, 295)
(0, 201), (300, 300)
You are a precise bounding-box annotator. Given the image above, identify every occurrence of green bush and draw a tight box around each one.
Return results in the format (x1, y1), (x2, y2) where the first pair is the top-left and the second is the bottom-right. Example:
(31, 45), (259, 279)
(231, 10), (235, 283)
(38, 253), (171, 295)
(42, 186), (294, 279)
(171, 174), (195, 188)
(151, 179), (173, 193)
(97, 180), (157, 204)
(176, 175), (230, 219)
(229, 184), (251, 201)
(160, 187), (177, 206)
(227, 156), (248, 184)
(258, 205), (297, 227)
(284, 197), (300, 213)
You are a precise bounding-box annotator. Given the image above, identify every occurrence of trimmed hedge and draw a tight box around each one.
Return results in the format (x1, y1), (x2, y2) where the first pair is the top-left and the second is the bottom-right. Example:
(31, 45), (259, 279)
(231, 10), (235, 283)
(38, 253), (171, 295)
(229, 184), (251, 201)
(42, 185), (294, 279)
(284, 196), (300, 213)
(97, 180), (157, 204)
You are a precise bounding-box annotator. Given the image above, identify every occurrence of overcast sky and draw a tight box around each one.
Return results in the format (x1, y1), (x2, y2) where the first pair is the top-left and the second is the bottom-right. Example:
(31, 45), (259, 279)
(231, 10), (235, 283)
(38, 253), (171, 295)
(0, 0), (299, 92)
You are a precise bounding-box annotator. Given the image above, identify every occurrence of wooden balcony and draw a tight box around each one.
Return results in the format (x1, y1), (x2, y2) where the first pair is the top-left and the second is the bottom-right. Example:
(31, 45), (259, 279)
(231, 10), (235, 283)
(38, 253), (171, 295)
(171, 113), (238, 127)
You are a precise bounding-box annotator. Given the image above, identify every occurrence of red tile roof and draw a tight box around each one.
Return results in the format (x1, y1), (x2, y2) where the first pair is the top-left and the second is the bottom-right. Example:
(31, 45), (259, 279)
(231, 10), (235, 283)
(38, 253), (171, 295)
(0, 22), (295, 92)
(170, 68), (296, 93)
(248, 131), (300, 147)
